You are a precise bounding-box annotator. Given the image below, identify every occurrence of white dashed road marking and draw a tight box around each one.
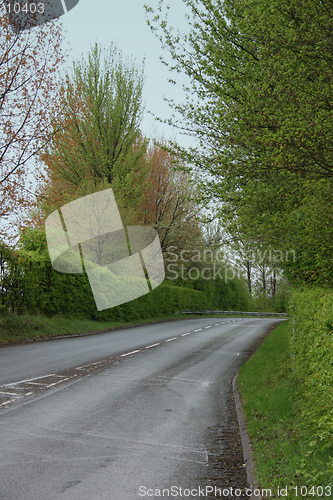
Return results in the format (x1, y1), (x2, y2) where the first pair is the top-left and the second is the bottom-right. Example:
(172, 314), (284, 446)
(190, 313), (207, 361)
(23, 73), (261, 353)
(1, 319), (247, 410)
(145, 343), (160, 349)
(121, 350), (141, 357)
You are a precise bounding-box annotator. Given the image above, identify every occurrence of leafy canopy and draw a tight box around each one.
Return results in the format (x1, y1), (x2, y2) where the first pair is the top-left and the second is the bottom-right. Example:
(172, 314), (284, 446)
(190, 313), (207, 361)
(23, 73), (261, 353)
(146, 0), (333, 286)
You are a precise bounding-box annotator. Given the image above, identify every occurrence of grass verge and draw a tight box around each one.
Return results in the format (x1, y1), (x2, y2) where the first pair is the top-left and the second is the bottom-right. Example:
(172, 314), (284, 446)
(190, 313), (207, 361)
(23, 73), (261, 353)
(237, 320), (333, 499)
(0, 313), (203, 344)
(0, 312), (284, 344)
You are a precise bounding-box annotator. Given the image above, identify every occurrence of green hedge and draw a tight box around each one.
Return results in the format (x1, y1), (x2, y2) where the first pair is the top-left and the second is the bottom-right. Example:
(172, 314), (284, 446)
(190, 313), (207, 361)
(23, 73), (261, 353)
(0, 241), (213, 319)
(1, 259), (211, 320)
(289, 288), (333, 465)
(0, 229), (253, 319)
(94, 282), (212, 322)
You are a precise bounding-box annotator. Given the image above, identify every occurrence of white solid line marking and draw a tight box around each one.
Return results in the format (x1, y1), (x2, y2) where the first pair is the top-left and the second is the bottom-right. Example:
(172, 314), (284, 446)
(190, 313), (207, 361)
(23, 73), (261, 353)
(145, 343), (160, 349)
(47, 378), (70, 388)
(121, 350), (140, 357)
(181, 332), (191, 336)
(4, 374), (56, 387)
(25, 381), (47, 385)
(205, 326), (212, 329)
(166, 337), (178, 342)
(194, 329), (202, 332)
(76, 361), (105, 370)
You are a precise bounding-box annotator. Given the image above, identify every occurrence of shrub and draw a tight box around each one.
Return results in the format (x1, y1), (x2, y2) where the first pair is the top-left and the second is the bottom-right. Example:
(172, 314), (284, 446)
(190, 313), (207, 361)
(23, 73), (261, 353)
(289, 288), (333, 476)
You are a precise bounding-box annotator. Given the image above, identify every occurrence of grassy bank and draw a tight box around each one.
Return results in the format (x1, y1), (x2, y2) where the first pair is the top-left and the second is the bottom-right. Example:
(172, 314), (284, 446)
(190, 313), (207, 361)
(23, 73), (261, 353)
(238, 321), (333, 499)
(0, 312), (285, 344)
(0, 313), (201, 344)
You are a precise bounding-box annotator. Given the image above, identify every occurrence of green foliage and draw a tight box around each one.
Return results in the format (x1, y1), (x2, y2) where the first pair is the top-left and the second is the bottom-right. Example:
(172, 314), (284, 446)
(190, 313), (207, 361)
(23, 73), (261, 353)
(164, 250), (255, 311)
(96, 282), (212, 322)
(0, 313), (200, 344)
(146, 0), (333, 287)
(147, 0), (333, 180)
(270, 279), (292, 313)
(1, 229), (253, 320)
(225, 175), (333, 286)
(71, 42), (146, 188)
(42, 42), (148, 215)
(238, 319), (333, 494)
(289, 288), (333, 462)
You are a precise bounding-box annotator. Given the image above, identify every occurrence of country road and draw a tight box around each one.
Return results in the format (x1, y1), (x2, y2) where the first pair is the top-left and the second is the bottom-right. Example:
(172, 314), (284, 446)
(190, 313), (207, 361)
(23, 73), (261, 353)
(0, 317), (282, 500)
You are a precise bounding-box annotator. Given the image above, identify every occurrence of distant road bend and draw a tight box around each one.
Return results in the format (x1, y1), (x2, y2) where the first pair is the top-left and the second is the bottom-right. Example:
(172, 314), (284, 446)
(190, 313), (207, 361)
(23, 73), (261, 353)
(0, 317), (282, 500)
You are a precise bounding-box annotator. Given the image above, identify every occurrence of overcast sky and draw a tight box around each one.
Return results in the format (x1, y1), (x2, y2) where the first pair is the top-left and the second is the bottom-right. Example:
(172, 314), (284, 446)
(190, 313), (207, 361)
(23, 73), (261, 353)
(61, 0), (191, 145)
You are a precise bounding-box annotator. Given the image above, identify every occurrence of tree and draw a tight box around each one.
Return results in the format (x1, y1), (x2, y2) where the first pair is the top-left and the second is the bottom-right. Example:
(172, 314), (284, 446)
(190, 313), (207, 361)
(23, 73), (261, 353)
(146, 0), (333, 285)
(139, 142), (202, 252)
(39, 43), (148, 218)
(146, 0), (333, 180)
(217, 170), (333, 286)
(0, 6), (66, 239)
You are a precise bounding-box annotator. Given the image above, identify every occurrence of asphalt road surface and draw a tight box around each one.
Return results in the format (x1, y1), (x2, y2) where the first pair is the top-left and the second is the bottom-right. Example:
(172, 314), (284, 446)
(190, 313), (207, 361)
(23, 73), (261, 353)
(0, 317), (281, 500)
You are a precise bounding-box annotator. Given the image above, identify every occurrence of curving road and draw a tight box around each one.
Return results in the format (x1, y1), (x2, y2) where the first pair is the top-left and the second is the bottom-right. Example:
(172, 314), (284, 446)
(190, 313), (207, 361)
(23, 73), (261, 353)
(0, 317), (282, 500)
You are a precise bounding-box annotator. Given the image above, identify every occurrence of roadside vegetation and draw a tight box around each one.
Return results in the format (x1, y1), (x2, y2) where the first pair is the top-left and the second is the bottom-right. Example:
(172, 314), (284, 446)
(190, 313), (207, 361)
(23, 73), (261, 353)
(0, 312), (201, 344)
(1, 0), (332, 492)
(0, 40), (261, 325)
(238, 293), (333, 498)
(0, 312), (285, 344)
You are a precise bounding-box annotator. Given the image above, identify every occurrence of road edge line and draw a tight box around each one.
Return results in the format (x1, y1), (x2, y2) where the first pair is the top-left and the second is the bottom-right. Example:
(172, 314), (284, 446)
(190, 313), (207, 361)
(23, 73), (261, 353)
(232, 373), (263, 500)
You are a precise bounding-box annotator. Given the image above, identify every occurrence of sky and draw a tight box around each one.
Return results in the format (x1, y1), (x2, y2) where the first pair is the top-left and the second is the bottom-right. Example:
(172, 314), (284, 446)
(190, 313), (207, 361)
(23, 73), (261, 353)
(60, 0), (191, 145)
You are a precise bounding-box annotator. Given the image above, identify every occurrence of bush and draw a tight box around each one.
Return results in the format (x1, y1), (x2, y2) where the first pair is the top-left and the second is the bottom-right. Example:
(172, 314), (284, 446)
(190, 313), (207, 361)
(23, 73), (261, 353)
(289, 288), (333, 477)
(0, 228), (254, 319)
